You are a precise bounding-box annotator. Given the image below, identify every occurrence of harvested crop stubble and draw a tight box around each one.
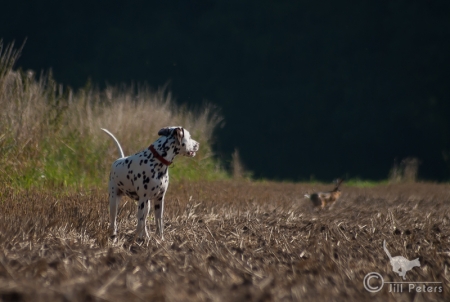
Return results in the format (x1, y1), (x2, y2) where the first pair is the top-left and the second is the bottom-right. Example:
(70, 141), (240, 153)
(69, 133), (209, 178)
(0, 181), (449, 301)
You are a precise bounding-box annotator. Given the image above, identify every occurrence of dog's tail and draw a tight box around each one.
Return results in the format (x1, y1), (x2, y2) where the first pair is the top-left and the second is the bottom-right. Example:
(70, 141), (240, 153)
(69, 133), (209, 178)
(101, 128), (125, 158)
(383, 240), (393, 260)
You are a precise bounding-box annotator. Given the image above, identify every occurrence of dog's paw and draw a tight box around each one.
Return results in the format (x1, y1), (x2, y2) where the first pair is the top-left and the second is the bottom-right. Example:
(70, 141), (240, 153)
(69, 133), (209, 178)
(109, 234), (118, 243)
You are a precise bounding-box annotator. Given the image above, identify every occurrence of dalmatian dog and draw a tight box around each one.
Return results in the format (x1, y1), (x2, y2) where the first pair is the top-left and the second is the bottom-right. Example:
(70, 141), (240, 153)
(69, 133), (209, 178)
(101, 127), (199, 240)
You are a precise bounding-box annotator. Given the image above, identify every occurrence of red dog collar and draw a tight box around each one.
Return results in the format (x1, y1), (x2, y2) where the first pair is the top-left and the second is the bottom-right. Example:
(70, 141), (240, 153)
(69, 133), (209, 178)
(149, 145), (172, 166)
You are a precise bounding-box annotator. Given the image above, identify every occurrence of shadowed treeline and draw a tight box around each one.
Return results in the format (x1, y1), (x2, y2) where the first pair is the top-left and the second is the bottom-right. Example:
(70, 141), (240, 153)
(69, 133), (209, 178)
(1, 1), (449, 181)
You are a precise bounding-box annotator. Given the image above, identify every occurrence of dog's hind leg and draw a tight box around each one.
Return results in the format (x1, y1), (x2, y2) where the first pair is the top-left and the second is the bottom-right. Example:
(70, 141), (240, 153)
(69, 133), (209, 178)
(136, 198), (150, 240)
(109, 180), (122, 239)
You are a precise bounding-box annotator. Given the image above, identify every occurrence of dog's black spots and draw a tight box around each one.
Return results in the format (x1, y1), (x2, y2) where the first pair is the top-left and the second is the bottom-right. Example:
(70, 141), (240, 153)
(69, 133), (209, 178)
(143, 176), (150, 184)
(131, 179), (134, 186)
(137, 186), (139, 191)
(139, 202), (144, 210)
(155, 204), (160, 210)
(144, 159), (148, 164)
(138, 173), (141, 178)
(158, 172), (163, 179)
(119, 181), (124, 186)
(134, 176), (137, 181)
(144, 194), (146, 197)
(182, 143), (185, 146)
(139, 160), (143, 165)
(143, 171), (146, 174)
(115, 162), (121, 167)
(151, 187), (155, 191)
(125, 159), (129, 164)
(126, 190), (138, 199)
(127, 160), (133, 169)
(127, 175), (130, 179)
(158, 196), (163, 201)
(144, 184), (148, 190)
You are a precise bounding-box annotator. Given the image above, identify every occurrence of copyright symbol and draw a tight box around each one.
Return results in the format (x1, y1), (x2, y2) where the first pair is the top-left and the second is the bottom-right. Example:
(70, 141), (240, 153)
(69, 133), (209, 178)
(363, 272), (384, 292)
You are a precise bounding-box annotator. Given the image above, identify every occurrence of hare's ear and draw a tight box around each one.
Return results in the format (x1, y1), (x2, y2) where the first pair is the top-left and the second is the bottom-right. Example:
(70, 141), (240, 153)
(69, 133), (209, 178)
(335, 178), (344, 189)
(158, 127), (171, 136)
(174, 127), (184, 145)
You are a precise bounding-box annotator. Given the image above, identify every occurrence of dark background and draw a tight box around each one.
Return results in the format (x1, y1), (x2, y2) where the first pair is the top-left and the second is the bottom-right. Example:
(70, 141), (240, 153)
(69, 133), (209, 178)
(2, 0), (450, 181)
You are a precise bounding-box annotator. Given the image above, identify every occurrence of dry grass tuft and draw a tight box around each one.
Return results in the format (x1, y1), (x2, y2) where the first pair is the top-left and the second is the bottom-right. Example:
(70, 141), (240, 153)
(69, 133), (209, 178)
(389, 157), (421, 183)
(0, 181), (449, 301)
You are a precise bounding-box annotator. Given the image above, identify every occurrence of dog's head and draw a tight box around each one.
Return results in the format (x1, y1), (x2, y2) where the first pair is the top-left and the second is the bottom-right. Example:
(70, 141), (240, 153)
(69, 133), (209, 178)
(158, 126), (199, 157)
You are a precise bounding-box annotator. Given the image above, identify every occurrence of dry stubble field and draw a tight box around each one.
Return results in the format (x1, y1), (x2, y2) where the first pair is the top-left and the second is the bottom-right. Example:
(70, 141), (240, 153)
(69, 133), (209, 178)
(0, 181), (449, 301)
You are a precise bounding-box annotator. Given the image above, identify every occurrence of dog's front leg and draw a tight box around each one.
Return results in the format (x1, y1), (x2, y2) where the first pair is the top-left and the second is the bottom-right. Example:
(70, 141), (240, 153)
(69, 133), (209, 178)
(154, 193), (165, 240)
(136, 198), (150, 239)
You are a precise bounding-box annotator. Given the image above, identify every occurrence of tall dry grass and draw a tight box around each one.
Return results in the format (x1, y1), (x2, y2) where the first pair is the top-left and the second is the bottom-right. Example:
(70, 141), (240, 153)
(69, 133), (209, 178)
(0, 40), (227, 188)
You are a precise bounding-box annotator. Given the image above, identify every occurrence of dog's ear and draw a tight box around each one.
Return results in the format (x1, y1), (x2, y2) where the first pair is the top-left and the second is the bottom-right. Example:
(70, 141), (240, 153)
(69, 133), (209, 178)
(174, 127), (184, 144)
(158, 128), (171, 136)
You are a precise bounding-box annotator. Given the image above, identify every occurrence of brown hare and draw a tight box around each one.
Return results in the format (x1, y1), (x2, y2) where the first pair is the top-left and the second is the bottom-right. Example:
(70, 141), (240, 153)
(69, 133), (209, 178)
(305, 178), (343, 209)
